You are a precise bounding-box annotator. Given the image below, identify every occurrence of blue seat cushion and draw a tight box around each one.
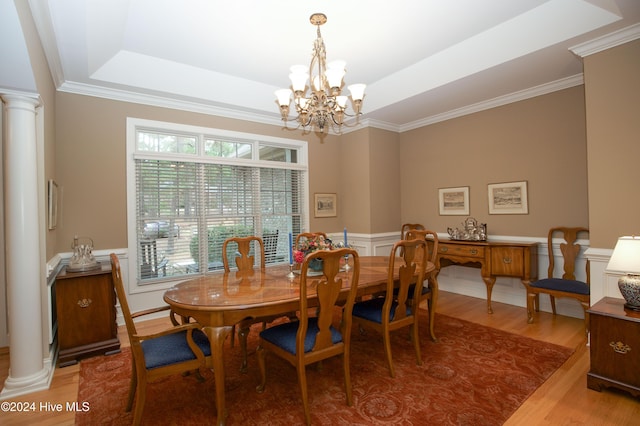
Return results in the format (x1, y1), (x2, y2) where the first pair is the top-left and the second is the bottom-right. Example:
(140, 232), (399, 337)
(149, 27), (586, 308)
(141, 329), (211, 370)
(259, 318), (342, 355)
(352, 297), (412, 324)
(530, 278), (590, 295)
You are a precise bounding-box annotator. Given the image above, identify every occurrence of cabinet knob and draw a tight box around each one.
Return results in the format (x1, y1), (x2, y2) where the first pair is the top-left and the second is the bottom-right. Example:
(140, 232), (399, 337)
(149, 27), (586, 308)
(470, 249), (478, 255)
(610, 341), (631, 354)
(440, 247), (448, 253)
(77, 298), (92, 308)
(503, 257), (512, 264)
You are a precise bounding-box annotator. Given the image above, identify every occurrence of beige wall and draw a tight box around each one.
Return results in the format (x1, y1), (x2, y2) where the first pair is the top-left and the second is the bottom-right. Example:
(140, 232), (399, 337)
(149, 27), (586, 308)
(54, 93), (349, 252)
(55, 86), (590, 251)
(584, 39), (640, 248)
(369, 128), (401, 233)
(398, 86), (589, 238)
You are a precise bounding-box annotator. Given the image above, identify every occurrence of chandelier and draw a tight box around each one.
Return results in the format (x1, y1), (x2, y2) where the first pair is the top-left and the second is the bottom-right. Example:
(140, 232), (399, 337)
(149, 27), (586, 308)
(275, 13), (366, 134)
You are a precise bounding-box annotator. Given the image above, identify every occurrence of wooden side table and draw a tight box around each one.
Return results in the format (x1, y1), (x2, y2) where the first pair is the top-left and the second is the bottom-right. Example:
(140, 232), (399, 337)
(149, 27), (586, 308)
(432, 240), (538, 313)
(55, 263), (120, 366)
(587, 297), (640, 398)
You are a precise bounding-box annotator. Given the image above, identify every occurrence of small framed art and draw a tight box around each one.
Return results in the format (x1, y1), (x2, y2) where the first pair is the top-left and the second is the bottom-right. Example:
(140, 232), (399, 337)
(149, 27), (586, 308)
(48, 179), (58, 230)
(314, 193), (337, 218)
(438, 186), (469, 216)
(488, 181), (528, 214)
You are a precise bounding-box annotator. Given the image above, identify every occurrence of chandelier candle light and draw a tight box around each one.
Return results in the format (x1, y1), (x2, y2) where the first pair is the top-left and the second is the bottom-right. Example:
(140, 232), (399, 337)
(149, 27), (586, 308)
(275, 13), (366, 134)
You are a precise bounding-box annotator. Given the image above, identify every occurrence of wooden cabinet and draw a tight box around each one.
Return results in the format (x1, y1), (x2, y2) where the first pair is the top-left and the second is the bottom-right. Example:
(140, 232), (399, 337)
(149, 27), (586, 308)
(587, 297), (640, 398)
(55, 263), (120, 366)
(433, 240), (538, 313)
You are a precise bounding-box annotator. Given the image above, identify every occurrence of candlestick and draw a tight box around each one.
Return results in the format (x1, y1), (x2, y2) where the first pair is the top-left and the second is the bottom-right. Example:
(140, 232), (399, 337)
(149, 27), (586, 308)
(288, 232), (293, 264)
(344, 227), (348, 246)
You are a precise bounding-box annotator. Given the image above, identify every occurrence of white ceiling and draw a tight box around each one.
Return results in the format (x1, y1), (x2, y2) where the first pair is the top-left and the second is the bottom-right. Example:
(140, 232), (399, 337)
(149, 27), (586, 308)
(6, 1), (640, 132)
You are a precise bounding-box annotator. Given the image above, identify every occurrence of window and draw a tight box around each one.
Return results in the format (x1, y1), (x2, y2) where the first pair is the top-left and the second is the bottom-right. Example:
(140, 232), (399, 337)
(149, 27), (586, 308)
(126, 118), (308, 289)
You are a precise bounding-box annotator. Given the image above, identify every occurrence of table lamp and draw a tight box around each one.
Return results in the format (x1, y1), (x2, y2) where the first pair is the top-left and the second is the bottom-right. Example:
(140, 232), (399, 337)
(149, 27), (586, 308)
(606, 236), (640, 311)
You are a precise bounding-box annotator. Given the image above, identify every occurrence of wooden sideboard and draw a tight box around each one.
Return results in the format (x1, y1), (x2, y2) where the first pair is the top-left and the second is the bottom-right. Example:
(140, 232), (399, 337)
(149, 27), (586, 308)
(431, 239), (538, 313)
(55, 263), (120, 366)
(587, 297), (640, 398)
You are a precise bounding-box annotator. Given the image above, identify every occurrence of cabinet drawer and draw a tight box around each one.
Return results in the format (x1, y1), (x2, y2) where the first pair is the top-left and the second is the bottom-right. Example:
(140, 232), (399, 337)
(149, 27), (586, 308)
(491, 247), (524, 276)
(590, 313), (640, 387)
(438, 244), (485, 259)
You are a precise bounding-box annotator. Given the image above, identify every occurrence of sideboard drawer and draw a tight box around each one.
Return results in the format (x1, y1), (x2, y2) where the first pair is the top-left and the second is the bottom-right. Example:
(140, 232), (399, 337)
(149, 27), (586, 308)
(491, 247), (524, 277)
(438, 244), (485, 259)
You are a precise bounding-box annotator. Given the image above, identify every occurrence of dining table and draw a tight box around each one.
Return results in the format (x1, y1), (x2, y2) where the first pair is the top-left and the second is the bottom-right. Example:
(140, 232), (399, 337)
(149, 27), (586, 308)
(163, 255), (435, 425)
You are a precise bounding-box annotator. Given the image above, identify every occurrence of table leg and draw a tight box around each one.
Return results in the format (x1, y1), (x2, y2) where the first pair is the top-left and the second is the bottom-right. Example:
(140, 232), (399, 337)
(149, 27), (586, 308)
(203, 325), (232, 426)
(481, 276), (496, 314)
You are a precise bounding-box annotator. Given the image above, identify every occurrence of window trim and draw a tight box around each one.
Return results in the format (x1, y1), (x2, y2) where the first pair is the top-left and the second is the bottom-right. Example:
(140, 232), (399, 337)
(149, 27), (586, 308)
(126, 117), (309, 294)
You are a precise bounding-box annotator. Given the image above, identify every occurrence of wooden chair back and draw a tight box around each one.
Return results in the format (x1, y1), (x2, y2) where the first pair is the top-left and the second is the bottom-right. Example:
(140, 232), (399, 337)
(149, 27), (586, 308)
(406, 229), (439, 271)
(222, 236), (265, 272)
(298, 248), (360, 354)
(546, 227), (590, 283)
(401, 223), (425, 240)
(387, 238), (428, 323)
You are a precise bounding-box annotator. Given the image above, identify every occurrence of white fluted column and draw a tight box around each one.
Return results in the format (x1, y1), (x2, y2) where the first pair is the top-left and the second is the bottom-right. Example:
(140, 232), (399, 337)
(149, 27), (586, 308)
(0, 94), (49, 398)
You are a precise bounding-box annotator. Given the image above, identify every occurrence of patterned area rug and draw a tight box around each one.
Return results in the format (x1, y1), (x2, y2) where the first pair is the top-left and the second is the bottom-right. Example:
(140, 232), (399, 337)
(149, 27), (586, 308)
(76, 312), (574, 425)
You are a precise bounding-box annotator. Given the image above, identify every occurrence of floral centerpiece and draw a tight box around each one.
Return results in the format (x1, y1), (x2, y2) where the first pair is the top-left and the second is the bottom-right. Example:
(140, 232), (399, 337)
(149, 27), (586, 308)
(293, 235), (353, 272)
(293, 235), (333, 266)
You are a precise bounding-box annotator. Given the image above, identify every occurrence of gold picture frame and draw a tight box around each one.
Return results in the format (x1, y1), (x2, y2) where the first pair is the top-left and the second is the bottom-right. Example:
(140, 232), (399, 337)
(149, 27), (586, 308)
(488, 181), (528, 214)
(48, 179), (58, 230)
(438, 186), (470, 215)
(314, 193), (337, 218)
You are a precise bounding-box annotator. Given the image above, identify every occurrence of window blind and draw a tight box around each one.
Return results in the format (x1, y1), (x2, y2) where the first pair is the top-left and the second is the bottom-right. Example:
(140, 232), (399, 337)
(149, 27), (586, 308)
(134, 158), (303, 283)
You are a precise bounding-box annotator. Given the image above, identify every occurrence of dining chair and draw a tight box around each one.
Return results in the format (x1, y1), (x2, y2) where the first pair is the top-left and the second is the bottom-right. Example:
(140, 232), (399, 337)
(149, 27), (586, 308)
(352, 238), (427, 377)
(405, 229), (440, 342)
(223, 235), (292, 373)
(526, 227), (590, 333)
(109, 253), (212, 426)
(222, 236), (263, 362)
(256, 248), (360, 426)
(400, 223), (425, 240)
(222, 235), (266, 271)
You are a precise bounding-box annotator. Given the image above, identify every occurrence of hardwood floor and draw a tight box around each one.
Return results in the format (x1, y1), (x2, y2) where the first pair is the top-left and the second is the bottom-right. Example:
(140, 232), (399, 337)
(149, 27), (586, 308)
(1, 291), (638, 425)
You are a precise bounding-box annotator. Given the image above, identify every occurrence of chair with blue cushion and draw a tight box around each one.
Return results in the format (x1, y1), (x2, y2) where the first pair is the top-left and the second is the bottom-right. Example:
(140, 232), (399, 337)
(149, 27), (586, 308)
(352, 238), (428, 377)
(405, 229), (440, 342)
(256, 248), (360, 426)
(526, 227), (590, 333)
(110, 253), (212, 426)
(223, 235), (292, 373)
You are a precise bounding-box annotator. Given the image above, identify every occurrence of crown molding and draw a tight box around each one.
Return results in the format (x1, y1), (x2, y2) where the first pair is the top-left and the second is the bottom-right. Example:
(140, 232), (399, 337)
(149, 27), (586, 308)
(58, 75), (583, 137)
(570, 23), (640, 57)
(58, 81), (284, 127)
(398, 74), (584, 132)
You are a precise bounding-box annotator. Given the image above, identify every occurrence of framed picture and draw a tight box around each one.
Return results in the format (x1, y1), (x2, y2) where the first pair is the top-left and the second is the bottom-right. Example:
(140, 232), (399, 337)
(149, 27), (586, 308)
(438, 186), (469, 215)
(488, 181), (528, 214)
(314, 193), (337, 218)
(48, 179), (58, 230)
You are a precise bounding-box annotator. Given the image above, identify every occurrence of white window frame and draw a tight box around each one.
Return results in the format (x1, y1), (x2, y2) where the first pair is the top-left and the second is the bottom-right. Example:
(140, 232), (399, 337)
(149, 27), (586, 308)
(126, 117), (309, 293)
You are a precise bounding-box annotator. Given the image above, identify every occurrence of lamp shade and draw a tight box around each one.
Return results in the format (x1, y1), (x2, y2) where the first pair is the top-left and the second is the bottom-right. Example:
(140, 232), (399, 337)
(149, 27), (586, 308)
(606, 236), (640, 274)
